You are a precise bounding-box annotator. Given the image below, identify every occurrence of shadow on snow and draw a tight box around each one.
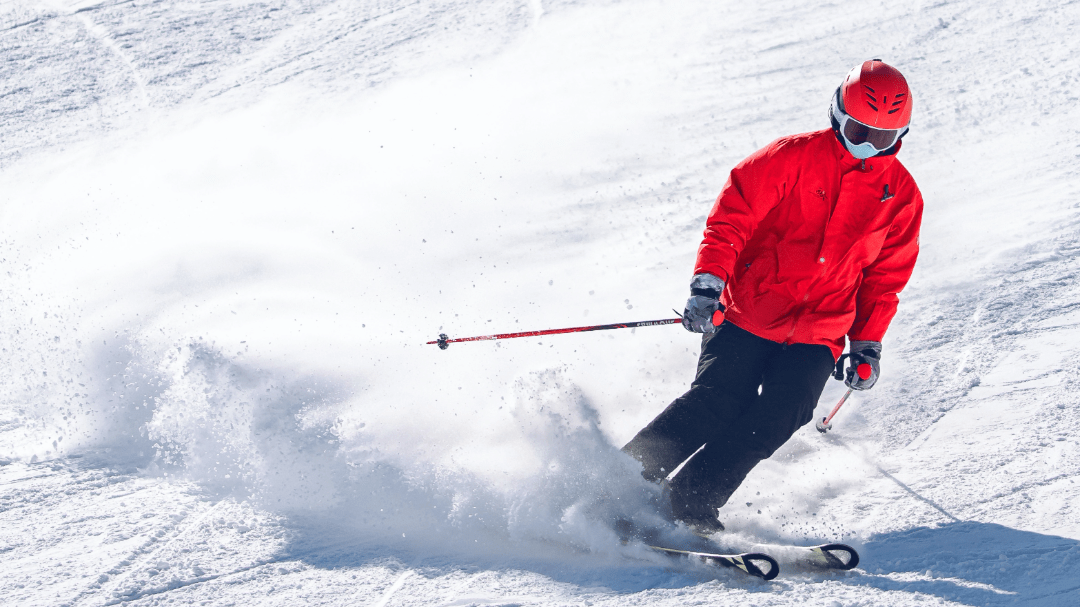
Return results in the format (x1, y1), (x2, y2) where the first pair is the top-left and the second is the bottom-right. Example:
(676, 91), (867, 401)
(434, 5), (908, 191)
(852, 521), (1080, 606)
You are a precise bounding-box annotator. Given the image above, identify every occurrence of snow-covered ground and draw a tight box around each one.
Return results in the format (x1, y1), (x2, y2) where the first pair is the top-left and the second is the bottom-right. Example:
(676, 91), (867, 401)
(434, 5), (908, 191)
(3, 0), (1080, 604)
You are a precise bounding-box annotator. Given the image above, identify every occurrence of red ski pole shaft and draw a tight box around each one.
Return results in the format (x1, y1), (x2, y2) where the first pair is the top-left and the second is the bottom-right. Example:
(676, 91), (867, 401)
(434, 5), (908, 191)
(428, 318), (682, 350)
(816, 388), (852, 433)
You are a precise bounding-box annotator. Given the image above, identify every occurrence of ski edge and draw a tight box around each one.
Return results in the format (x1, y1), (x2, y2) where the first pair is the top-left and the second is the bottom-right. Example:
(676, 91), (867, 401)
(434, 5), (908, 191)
(645, 545), (780, 581)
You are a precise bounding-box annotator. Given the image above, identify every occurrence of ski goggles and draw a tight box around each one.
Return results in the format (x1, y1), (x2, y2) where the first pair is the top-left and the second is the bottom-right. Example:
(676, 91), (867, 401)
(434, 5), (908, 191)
(831, 90), (906, 153)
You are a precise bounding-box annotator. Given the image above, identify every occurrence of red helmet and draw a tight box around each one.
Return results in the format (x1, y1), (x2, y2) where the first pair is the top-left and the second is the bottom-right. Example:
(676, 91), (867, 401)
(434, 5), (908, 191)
(830, 60), (912, 159)
(838, 60), (912, 130)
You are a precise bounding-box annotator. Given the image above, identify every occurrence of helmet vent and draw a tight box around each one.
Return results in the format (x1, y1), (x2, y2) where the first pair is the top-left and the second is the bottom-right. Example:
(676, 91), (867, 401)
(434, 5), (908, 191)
(862, 85), (880, 111)
(888, 94), (907, 114)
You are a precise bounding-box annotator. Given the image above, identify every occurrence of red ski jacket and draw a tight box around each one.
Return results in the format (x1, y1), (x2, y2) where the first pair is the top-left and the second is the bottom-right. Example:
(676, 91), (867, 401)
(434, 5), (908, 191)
(695, 129), (923, 360)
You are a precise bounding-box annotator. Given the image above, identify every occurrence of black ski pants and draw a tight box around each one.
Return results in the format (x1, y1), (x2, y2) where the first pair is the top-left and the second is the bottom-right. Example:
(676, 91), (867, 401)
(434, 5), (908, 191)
(622, 321), (835, 520)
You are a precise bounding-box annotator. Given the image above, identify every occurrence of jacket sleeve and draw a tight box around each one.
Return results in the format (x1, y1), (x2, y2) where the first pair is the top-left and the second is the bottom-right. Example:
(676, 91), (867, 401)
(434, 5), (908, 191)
(848, 186), (923, 342)
(693, 142), (793, 283)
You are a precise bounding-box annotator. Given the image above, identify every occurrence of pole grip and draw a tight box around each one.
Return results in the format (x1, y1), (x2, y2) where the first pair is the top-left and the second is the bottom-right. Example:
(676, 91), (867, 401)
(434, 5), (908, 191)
(833, 354), (850, 381)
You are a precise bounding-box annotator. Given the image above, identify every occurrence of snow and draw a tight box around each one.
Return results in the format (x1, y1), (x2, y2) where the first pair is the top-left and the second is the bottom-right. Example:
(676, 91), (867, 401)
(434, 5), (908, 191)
(2, 0), (1080, 604)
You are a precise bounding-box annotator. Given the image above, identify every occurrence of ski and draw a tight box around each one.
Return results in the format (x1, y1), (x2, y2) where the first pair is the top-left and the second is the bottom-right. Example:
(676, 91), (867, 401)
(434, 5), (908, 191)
(642, 542), (857, 579)
(616, 520), (780, 580)
(644, 544), (780, 581)
(613, 519), (856, 579)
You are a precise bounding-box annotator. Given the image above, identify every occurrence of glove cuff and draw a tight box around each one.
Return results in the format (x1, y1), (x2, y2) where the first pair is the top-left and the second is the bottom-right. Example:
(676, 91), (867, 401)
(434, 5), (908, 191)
(690, 273), (725, 296)
(849, 340), (882, 358)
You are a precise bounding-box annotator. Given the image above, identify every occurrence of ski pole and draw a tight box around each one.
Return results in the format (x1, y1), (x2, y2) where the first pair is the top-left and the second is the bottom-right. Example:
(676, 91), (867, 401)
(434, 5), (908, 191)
(427, 317), (682, 350)
(816, 388), (852, 433)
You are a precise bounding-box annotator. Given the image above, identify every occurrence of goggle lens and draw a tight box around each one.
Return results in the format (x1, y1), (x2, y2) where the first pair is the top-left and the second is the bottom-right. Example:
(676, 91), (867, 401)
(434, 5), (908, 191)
(841, 117), (901, 150)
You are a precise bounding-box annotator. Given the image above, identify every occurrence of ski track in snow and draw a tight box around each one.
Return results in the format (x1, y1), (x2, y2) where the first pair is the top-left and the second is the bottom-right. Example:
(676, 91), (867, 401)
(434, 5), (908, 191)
(3, 0), (1080, 605)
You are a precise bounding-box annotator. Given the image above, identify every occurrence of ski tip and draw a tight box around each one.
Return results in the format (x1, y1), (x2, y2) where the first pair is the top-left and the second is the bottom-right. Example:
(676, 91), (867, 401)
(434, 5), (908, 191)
(809, 543), (860, 570)
(739, 552), (780, 581)
(700, 551), (780, 581)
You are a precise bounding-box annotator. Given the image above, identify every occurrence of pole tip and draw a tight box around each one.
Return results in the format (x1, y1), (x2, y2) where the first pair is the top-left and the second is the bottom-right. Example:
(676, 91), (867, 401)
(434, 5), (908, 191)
(437, 333), (449, 350)
(815, 417), (831, 433)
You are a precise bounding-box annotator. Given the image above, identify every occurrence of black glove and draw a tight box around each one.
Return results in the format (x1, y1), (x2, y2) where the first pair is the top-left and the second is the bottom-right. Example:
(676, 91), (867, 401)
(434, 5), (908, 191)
(838, 340), (881, 390)
(682, 273), (726, 334)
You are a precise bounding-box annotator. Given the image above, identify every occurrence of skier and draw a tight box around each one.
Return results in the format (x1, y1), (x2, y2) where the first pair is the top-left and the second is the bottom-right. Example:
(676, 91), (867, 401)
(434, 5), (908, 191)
(622, 60), (923, 534)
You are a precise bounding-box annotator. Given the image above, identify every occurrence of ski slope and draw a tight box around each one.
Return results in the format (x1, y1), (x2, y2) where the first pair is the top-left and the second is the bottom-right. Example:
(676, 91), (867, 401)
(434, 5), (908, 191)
(2, 0), (1080, 604)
